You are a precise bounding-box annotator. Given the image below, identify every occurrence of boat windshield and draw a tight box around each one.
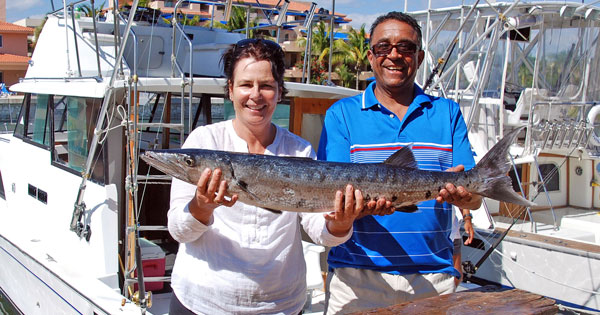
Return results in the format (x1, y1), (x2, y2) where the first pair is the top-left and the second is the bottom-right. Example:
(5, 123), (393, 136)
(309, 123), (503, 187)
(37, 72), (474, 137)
(14, 93), (106, 183)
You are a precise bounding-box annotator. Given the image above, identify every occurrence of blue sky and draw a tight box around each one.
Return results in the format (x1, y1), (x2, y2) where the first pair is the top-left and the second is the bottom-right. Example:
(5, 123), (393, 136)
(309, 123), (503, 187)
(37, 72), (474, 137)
(8, 0), (463, 27)
(10, 0), (600, 29)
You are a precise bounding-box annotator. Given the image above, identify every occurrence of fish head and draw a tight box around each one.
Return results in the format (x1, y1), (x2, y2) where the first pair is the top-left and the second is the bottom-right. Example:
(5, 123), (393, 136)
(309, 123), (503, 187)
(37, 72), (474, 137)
(141, 149), (205, 185)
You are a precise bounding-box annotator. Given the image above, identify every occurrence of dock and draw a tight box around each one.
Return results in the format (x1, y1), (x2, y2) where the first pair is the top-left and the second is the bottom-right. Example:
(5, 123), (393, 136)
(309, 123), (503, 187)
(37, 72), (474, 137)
(350, 286), (558, 314)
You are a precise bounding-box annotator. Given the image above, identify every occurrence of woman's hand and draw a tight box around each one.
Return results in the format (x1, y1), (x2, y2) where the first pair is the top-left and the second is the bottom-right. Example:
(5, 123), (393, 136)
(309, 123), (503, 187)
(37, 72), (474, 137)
(325, 184), (364, 237)
(189, 168), (238, 225)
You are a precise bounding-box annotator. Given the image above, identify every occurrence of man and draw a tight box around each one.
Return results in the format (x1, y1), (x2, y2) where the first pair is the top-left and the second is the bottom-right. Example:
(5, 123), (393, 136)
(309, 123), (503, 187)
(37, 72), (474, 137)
(317, 11), (482, 314)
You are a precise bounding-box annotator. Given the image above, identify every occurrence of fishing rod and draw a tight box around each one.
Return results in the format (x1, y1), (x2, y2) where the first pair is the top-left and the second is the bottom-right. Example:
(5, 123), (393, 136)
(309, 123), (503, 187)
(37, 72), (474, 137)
(462, 139), (572, 278)
(463, 151), (531, 278)
(462, 205), (529, 277)
(423, 0), (481, 92)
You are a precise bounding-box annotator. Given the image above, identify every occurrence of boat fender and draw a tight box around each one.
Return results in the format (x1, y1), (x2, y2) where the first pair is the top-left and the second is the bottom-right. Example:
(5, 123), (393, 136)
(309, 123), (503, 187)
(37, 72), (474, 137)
(587, 105), (600, 146)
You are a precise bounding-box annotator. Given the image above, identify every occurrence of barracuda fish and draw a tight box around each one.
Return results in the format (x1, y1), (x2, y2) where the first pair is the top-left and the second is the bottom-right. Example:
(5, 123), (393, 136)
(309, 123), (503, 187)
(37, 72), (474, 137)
(141, 127), (534, 213)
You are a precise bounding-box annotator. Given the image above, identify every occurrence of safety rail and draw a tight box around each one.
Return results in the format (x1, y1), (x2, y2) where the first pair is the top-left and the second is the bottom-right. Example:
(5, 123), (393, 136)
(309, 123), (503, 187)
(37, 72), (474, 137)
(172, 0), (194, 139)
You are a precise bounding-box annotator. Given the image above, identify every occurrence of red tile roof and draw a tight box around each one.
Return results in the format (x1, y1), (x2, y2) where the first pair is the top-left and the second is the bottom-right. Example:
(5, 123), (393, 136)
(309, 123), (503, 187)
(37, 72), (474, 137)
(0, 53), (31, 64)
(0, 21), (35, 34)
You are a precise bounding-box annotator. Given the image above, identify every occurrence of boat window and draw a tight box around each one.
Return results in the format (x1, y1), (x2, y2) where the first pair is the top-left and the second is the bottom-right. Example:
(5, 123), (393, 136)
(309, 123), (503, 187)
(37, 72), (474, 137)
(537, 163), (560, 192)
(24, 94), (51, 146)
(52, 95), (106, 183)
(508, 164), (524, 193)
(13, 94), (28, 137)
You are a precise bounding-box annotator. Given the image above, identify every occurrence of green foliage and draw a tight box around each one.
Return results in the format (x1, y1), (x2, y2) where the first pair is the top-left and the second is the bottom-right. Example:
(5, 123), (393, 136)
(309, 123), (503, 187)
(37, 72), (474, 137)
(78, 1), (106, 18)
(32, 17), (47, 51)
(297, 21), (348, 85)
(206, 3), (258, 37)
(335, 64), (356, 88)
(180, 14), (201, 26)
(343, 24), (370, 89)
(162, 13), (201, 26)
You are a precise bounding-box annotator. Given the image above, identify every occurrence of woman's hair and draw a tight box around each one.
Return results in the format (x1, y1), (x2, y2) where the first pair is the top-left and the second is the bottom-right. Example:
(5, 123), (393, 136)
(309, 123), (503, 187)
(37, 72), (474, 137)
(221, 38), (287, 99)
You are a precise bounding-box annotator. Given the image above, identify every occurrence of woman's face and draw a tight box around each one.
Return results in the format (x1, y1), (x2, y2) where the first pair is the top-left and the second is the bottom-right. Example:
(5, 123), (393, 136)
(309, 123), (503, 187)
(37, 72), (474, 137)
(229, 57), (281, 129)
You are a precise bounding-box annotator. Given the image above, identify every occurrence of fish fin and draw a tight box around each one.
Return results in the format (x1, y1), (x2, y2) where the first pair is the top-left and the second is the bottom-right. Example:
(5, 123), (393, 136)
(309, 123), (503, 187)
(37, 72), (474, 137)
(471, 127), (536, 207)
(394, 204), (419, 213)
(263, 208), (283, 215)
(234, 179), (261, 200)
(383, 145), (418, 169)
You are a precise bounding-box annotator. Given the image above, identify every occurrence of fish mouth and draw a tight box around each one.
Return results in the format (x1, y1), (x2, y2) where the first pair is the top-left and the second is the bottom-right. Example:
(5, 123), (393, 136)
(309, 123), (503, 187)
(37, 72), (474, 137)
(141, 151), (173, 173)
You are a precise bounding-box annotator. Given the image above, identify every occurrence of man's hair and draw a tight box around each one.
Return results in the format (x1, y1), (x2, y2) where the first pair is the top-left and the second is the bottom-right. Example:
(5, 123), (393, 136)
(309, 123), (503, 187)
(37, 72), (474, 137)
(369, 11), (422, 47)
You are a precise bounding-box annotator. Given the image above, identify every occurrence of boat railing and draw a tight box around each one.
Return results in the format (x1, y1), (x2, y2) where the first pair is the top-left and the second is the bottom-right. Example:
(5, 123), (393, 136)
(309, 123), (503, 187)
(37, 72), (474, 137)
(171, 0), (194, 138)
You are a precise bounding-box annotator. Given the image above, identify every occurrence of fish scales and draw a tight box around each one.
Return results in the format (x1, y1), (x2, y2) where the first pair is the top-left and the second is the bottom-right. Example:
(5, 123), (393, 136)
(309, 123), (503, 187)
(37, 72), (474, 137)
(141, 128), (534, 213)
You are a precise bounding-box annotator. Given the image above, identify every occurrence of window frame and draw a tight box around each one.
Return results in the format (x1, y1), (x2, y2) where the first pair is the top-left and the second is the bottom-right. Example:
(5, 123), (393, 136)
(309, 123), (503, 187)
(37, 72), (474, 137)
(537, 163), (560, 193)
(13, 93), (108, 185)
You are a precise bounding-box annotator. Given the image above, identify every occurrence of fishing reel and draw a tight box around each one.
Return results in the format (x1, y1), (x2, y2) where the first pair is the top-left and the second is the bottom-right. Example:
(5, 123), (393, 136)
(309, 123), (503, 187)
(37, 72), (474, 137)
(462, 260), (476, 276)
(131, 290), (153, 308)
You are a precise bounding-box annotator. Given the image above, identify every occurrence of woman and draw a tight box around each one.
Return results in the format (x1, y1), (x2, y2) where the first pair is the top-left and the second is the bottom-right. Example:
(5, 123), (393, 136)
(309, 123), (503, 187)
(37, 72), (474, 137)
(167, 38), (365, 314)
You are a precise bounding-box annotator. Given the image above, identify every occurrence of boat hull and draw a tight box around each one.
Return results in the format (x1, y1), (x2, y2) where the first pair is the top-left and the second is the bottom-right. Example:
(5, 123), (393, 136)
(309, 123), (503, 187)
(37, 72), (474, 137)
(463, 226), (600, 312)
(0, 233), (121, 314)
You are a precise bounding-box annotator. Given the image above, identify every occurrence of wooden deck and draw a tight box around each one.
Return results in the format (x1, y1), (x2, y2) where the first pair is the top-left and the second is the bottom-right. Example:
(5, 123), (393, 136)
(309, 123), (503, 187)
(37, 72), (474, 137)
(349, 286), (558, 314)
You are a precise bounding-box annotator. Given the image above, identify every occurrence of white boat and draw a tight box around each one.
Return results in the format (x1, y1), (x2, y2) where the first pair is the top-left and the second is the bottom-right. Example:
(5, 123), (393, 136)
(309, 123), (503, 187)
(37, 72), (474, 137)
(0, 1), (357, 313)
(410, 1), (600, 312)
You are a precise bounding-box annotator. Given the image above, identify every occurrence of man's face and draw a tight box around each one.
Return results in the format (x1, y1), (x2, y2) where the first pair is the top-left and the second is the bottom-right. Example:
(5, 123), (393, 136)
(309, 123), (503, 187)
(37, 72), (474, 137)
(368, 19), (424, 93)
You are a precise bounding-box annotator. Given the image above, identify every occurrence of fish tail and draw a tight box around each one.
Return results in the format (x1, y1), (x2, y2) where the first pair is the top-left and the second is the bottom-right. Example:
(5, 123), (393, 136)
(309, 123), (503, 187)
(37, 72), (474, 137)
(470, 127), (535, 207)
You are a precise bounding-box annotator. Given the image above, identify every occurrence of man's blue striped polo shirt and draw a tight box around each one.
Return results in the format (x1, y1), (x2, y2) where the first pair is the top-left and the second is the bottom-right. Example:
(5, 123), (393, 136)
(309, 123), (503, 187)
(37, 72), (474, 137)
(317, 81), (475, 276)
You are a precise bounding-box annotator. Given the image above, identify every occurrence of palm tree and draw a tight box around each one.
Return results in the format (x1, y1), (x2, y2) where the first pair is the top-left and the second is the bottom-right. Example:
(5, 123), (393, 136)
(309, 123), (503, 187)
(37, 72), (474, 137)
(298, 21), (347, 84)
(310, 21), (346, 65)
(207, 3), (258, 38)
(335, 64), (356, 88)
(344, 24), (370, 89)
(79, 1), (106, 18)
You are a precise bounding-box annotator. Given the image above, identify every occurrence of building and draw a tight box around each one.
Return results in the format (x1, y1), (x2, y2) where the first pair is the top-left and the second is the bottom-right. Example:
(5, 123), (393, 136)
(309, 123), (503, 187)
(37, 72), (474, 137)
(0, 21), (34, 87)
(108, 1), (370, 88)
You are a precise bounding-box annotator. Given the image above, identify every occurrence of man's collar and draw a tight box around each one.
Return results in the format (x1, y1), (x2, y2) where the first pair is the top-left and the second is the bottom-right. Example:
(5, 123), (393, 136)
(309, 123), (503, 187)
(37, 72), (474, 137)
(363, 81), (431, 110)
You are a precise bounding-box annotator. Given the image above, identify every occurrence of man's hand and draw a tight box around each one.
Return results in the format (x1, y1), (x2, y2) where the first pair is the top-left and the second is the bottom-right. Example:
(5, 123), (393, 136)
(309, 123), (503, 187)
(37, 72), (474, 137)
(436, 165), (482, 210)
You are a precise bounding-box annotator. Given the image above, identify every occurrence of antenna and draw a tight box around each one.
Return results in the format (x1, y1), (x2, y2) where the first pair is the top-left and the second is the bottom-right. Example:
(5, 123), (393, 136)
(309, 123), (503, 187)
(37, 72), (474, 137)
(275, 0), (290, 27)
(303, 2), (317, 28)
(224, 0), (233, 22)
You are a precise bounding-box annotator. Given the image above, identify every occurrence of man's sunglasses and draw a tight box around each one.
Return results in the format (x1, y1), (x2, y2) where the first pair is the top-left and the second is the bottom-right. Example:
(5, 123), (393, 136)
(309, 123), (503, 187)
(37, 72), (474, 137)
(371, 41), (420, 57)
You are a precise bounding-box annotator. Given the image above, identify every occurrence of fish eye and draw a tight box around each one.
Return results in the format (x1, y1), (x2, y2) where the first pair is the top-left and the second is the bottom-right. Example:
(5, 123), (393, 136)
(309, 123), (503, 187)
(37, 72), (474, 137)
(184, 157), (195, 167)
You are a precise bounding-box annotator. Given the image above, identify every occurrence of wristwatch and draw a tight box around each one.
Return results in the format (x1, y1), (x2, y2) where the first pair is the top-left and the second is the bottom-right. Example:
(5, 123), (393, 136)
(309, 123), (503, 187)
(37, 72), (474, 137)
(463, 213), (473, 220)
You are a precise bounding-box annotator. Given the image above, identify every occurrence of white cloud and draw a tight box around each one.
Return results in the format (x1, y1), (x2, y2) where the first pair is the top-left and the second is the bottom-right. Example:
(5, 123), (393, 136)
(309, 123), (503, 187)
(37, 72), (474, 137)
(7, 0), (43, 11)
(345, 12), (385, 30)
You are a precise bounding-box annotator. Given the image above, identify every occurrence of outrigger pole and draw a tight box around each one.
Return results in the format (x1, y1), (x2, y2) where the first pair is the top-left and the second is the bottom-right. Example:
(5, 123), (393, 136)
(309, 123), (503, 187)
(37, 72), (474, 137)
(70, 0), (140, 239)
(423, 0), (481, 92)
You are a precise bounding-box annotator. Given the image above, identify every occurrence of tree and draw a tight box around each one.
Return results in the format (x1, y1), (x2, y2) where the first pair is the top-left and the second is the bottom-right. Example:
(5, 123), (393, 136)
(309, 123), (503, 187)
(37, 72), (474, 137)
(344, 24), (369, 90)
(79, 1), (106, 18)
(207, 3), (258, 38)
(310, 21), (346, 65)
(32, 17), (47, 51)
(298, 21), (347, 84)
(335, 64), (356, 88)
